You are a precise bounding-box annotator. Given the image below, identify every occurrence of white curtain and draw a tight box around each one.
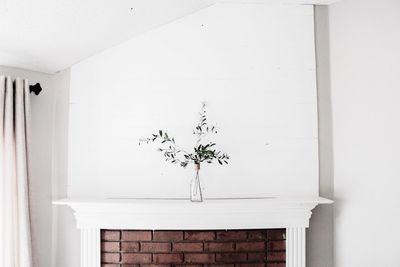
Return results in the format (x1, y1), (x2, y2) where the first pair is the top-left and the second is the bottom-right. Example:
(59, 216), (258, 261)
(0, 76), (33, 267)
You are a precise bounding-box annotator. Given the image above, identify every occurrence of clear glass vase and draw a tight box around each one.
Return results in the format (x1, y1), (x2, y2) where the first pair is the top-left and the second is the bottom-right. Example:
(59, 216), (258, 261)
(190, 163), (203, 202)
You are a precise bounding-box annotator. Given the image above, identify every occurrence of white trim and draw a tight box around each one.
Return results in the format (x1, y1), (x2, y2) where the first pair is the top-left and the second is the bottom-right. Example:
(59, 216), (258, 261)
(54, 197), (332, 230)
(80, 228), (100, 267)
(216, 0), (341, 5)
(286, 227), (306, 267)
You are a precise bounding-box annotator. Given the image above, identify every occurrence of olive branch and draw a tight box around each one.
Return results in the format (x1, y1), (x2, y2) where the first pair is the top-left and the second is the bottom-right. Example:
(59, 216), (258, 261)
(139, 103), (230, 168)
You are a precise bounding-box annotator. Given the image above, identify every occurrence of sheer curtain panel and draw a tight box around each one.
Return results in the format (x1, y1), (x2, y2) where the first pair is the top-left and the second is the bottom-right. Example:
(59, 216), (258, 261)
(0, 76), (33, 267)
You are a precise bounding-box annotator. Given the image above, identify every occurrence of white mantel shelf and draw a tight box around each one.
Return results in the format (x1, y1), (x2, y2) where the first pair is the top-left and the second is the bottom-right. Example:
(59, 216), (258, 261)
(53, 196), (332, 230)
(54, 197), (332, 267)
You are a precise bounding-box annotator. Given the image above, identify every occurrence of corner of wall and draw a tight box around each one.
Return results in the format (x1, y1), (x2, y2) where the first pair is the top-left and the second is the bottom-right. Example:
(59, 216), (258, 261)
(307, 5), (334, 267)
(50, 68), (80, 267)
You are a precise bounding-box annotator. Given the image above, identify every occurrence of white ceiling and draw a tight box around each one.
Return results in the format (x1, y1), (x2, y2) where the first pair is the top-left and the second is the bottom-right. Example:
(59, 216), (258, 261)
(0, 0), (214, 74)
(0, 0), (339, 74)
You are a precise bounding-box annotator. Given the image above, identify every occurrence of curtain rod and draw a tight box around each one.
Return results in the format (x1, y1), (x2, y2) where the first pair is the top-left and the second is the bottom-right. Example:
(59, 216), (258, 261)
(29, 83), (42, 95)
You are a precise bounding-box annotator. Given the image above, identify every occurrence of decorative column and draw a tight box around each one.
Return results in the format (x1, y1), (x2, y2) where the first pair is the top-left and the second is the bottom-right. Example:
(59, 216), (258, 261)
(80, 228), (100, 267)
(286, 227), (306, 267)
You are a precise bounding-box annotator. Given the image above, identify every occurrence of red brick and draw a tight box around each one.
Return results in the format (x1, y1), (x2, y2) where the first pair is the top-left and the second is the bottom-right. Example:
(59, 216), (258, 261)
(248, 252), (266, 261)
(153, 253), (183, 263)
(153, 231), (183, 241)
(204, 242), (235, 252)
(102, 253), (120, 263)
(185, 253), (215, 263)
(236, 241), (265, 251)
(267, 251), (285, 261)
(121, 242), (140, 252)
(173, 242), (203, 252)
(216, 253), (247, 262)
(122, 231), (152, 241)
(102, 231), (121, 241)
(121, 253), (151, 264)
(267, 263), (285, 267)
(185, 231), (215, 241)
(267, 241), (285, 251)
(102, 242), (120, 252)
(236, 264), (266, 267)
(248, 231), (266, 240)
(103, 229), (284, 267)
(141, 242), (171, 252)
(266, 230), (285, 241)
(216, 231), (247, 240)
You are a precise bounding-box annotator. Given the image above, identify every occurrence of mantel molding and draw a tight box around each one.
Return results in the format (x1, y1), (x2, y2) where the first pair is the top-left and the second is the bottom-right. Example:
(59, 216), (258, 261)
(53, 197), (332, 230)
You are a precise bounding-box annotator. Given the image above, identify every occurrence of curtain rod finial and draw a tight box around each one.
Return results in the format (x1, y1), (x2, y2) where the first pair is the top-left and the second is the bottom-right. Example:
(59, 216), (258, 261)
(29, 83), (42, 95)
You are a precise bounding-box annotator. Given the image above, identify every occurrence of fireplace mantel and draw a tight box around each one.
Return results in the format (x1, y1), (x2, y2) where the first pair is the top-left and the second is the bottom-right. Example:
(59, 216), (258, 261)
(54, 196), (332, 230)
(54, 196), (332, 267)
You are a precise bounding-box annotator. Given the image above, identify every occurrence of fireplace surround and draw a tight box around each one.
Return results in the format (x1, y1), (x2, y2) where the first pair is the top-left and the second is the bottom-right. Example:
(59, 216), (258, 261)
(54, 197), (332, 267)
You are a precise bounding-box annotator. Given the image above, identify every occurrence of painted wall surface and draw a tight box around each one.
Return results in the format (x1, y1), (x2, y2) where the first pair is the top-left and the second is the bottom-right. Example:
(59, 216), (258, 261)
(68, 3), (319, 199)
(328, 0), (400, 266)
(307, 6), (334, 267)
(0, 66), (71, 267)
(51, 69), (80, 267)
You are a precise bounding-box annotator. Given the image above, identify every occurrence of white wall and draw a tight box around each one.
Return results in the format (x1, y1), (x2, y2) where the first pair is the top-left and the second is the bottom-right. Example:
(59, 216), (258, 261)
(307, 5), (334, 267)
(0, 66), (71, 267)
(69, 2), (319, 199)
(327, 0), (400, 266)
(51, 69), (80, 267)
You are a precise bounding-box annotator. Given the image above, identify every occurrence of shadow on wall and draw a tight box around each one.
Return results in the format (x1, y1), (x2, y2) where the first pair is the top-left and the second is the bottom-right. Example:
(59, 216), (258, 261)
(307, 6), (334, 267)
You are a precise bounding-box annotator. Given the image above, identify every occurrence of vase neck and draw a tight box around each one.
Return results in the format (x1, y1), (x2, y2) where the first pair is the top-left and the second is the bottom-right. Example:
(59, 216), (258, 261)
(194, 163), (200, 171)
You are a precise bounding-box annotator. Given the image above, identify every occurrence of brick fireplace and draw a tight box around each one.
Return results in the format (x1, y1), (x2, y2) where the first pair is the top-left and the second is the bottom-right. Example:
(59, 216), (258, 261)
(54, 197), (332, 267)
(101, 229), (286, 267)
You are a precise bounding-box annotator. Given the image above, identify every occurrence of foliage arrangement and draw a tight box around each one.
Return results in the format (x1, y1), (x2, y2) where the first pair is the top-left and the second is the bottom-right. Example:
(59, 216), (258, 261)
(139, 103), (229, 168)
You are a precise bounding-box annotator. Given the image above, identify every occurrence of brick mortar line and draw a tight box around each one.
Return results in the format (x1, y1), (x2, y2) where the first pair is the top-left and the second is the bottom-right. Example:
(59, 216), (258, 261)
(102, 251), (273, 254)
(101, 249), (283, 252)
(101, 239), (286, 242)
(165, 240), (271, 242)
